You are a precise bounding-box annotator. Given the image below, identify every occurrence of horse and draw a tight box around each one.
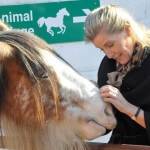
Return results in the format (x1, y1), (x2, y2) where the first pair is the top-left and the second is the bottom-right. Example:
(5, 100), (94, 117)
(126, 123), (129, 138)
(37, 8), (70, 36)
(0, 30), (116, 150)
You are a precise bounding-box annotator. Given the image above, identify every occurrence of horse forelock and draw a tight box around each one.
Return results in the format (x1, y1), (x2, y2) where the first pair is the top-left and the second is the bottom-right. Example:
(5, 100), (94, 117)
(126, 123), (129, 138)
(0, 31), (63, 124)
(0, 30), (53, 82)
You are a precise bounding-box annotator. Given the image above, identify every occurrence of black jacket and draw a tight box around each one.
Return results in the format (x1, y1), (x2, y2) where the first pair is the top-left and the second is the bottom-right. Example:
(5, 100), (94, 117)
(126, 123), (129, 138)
(97, 55), (150, 145)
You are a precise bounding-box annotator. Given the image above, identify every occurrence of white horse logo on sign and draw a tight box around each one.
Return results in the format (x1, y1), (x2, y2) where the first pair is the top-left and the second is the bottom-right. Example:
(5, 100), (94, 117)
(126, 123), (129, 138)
(37, 8), (70, 36)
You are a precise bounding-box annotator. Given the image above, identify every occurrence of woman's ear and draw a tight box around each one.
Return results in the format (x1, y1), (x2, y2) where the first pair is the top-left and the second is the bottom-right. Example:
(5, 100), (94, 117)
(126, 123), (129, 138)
(124, 23), (131, 36)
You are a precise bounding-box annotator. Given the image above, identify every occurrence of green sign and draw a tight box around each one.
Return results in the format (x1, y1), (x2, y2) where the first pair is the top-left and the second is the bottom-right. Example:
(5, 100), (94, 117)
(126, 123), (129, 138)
(0, 0), (100, 43)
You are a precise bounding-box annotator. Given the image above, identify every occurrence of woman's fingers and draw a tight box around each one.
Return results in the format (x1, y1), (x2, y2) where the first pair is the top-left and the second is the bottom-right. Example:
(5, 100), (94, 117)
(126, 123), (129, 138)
(102, 97), (118, 106)
(101, 91), (116, 99)
(100, 85), (118, 99)
(100, 85), (130, 114)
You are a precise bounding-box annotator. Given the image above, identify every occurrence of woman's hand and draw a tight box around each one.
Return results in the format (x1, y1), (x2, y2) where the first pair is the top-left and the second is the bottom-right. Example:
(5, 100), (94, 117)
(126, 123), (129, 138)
(100, 85), (146, 128)
(100, 85), (130, 114)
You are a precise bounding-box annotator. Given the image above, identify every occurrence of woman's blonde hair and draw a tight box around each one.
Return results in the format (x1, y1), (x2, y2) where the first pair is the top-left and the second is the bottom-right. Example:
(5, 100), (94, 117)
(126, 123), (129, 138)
(84, 4), (150, 47)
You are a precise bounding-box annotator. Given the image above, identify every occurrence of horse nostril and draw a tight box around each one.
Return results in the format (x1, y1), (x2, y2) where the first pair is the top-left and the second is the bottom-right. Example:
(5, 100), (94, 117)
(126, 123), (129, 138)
(104, 107), (113, 116)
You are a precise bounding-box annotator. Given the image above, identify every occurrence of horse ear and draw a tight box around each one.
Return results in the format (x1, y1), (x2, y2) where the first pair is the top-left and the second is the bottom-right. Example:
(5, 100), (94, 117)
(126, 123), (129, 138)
(0, 20), (10, 31)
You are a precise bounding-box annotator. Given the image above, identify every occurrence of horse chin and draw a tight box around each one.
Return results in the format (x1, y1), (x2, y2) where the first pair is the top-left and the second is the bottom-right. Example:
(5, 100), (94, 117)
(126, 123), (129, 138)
(81, 120), (106, 140)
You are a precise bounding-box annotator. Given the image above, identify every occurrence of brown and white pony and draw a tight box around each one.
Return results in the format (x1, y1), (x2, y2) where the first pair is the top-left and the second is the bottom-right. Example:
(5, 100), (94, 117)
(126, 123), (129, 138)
(0, 30), (116, 150)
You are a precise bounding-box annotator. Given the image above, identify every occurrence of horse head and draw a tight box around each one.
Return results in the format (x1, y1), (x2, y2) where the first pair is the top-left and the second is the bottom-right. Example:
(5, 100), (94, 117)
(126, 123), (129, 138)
(58, 8), (70, 17)
(37, 17), (45, 28)
(0, 30), (116, 150)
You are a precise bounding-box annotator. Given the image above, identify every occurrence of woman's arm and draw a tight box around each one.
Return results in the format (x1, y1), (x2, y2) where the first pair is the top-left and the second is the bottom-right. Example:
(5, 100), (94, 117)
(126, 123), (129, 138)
(125, 104), (145, 128)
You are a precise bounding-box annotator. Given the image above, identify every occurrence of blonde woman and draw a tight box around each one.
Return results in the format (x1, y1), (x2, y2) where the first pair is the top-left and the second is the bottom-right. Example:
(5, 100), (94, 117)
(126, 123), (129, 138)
(84, 4), (150, 145)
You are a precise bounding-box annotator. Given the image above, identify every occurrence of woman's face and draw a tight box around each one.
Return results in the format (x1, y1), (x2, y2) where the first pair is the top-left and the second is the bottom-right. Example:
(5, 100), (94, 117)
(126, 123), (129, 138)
(92, 27), (135, 64)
